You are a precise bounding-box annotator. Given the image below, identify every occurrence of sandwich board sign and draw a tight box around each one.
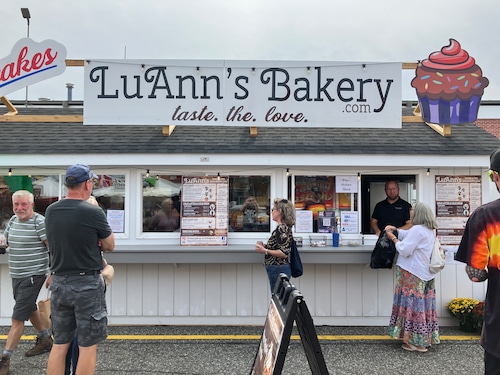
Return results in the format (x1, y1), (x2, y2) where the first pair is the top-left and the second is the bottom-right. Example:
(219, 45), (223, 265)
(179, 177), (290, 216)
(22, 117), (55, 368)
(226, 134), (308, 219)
(250, 274), (329, 375)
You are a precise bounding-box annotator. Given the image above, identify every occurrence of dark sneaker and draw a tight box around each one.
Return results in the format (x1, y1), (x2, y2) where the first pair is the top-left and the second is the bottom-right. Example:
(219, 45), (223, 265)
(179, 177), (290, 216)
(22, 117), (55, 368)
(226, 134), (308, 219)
(0, 355), (10, 375)
(25, 336), (53, 357)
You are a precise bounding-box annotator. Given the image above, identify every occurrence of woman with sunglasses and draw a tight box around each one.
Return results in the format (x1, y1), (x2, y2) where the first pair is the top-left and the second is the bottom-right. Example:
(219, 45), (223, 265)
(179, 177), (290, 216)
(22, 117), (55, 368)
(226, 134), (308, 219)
(255, 198), (296, 292)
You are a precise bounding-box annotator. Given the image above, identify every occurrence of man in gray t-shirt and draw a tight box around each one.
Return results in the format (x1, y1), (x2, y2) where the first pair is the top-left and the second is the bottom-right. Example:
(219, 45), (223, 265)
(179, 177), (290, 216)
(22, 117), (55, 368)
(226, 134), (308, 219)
(0, 190), (52, 375)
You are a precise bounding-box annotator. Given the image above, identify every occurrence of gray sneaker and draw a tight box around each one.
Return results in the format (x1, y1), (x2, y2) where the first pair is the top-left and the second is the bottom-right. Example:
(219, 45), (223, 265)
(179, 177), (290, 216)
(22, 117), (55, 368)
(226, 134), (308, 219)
(25, 336), (53, 357)
(0, 355), (10, 375)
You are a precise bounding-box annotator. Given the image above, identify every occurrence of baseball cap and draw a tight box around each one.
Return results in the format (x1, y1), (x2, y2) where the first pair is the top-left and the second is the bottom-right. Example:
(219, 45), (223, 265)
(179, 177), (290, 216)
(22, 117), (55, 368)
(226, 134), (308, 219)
(65, 164), (98, 186)
(490, 148), (500, 172)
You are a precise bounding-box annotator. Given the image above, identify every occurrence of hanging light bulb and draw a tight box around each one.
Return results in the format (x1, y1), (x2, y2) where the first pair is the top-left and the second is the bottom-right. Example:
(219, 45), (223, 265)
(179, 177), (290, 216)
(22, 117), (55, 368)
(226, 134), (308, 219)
(8, 168), (12, 176)
(286, 168), (290, 176)
(357, 172), (361, 181)
(146, 169), (150, 178)
(217, 172), (221, 180)
(426, 168), (430, 176)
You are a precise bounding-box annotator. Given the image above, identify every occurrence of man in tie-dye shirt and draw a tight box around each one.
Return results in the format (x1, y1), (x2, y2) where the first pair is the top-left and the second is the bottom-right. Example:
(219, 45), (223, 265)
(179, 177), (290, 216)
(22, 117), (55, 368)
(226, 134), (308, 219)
(456, 148), (500, 375)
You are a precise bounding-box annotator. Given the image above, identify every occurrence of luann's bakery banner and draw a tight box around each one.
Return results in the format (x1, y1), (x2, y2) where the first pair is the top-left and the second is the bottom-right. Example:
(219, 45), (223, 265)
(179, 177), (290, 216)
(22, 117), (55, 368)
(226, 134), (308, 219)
(83, 60), (402, 128)
(0, 38), (490, 129)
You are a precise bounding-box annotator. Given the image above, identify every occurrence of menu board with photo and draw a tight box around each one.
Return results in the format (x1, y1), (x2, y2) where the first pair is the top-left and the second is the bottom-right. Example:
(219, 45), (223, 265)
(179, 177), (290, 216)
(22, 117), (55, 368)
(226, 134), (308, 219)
(180, 176), (229, 246)
(435, 175), (481, 246)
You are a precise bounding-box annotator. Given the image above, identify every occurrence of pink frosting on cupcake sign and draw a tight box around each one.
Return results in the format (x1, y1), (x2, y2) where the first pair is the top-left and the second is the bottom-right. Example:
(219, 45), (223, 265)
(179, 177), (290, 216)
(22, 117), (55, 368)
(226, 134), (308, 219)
(411, 39), (489, 125)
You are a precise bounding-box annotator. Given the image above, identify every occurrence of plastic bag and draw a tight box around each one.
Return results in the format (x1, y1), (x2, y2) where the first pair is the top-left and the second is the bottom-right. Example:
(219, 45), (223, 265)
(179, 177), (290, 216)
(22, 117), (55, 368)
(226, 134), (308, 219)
(370, 230), (397, 269)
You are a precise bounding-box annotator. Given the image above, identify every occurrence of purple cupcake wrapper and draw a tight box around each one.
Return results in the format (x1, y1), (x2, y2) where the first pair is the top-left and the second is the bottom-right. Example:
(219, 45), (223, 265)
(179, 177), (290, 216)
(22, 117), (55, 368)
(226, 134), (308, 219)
(418, 95), (481, 124)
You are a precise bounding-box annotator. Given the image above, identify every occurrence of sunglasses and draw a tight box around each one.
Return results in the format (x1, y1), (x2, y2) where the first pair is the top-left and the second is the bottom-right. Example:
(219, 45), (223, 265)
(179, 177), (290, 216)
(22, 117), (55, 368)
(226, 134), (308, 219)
(272, 199), (288, 210)
(489, 170), (499, 182)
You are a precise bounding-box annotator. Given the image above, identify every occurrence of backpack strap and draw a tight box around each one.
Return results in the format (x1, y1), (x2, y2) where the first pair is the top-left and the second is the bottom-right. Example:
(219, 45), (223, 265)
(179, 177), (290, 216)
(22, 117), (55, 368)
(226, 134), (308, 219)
(33, 213), (39, 232)
(5, 215), (16, 233)
(4, 215), (16, 246)
(32, 213), (46, 245)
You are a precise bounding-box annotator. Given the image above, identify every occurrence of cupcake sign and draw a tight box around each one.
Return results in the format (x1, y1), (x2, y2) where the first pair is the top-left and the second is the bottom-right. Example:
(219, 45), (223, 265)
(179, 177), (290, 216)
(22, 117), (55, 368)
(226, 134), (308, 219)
(411, 39), (489, 125)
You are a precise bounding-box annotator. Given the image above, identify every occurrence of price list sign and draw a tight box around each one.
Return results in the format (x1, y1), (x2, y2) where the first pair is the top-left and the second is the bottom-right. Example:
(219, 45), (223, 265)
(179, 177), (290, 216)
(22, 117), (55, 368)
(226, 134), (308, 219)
(180, 176), (229, 246)
(435, 175), (481, 245)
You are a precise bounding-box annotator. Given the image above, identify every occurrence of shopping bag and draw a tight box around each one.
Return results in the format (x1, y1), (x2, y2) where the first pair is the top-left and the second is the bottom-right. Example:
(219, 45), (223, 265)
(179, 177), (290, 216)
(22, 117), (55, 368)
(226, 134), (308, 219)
(38, 293), (51, 329)
(102, 263), (115, 285)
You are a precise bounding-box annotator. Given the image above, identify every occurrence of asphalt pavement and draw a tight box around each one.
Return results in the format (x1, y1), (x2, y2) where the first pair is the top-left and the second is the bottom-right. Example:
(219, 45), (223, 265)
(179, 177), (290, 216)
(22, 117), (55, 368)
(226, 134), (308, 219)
(0, 325), (484, 375)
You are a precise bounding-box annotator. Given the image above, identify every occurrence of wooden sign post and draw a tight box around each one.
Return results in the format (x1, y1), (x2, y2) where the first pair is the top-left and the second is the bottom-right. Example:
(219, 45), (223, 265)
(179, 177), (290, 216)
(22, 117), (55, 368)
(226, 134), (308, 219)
(250, 274), (329, 375)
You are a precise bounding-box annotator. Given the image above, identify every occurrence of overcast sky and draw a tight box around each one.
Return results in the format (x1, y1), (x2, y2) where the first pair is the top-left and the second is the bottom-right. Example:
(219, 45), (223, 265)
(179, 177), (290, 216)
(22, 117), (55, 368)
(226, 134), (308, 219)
(2, 0), (499, 103)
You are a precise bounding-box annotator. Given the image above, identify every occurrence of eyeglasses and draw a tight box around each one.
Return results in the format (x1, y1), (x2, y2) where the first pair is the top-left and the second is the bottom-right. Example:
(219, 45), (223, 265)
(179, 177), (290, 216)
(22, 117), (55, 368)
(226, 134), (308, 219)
(489, 170), (499, 182)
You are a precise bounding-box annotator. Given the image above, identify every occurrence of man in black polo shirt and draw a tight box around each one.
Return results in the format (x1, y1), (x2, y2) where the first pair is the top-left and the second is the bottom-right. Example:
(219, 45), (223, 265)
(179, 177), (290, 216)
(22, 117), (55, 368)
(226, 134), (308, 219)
(370, 180), (412, 236)
(45, 164), (115, 375)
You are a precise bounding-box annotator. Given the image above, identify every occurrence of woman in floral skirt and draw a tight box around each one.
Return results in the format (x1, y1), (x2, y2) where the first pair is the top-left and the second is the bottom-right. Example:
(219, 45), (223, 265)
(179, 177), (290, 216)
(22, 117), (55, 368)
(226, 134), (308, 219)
(385, 202), (440, 353)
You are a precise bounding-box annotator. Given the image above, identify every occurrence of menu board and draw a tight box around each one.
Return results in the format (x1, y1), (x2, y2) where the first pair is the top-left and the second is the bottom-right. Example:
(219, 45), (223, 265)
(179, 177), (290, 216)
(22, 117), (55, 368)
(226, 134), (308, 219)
(435, 175), (481, 246)
(180, 176), (229, 246)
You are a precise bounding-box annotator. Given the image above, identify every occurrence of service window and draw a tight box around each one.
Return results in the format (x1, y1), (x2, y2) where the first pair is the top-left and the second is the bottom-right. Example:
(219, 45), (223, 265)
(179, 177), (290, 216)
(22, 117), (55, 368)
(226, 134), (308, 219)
(0, 174), (60, 218)
(92, 174), (126, 233)
(0, 175), (60, 244)
(294, 175), (358, 233)
(360, 175), (416, 234)
(142, 175), (182, 233)
(141, 174), (271, 234)
(229, 175), (270, 232)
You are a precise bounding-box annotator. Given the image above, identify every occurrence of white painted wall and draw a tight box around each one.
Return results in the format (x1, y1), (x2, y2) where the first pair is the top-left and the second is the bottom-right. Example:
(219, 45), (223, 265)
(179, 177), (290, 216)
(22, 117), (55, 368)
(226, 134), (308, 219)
(0, 165), (492, 326)
(0, 262), (486, 326)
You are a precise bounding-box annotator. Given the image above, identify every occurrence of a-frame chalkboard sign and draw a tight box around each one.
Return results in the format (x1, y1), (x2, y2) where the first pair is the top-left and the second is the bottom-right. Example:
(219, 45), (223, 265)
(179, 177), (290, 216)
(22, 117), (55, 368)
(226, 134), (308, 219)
(250, 274), (329, 375)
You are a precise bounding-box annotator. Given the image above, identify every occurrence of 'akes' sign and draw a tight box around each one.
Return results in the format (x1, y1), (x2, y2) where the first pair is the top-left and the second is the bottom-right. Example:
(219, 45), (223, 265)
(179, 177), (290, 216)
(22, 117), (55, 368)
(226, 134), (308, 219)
(0, 38), (67, 97)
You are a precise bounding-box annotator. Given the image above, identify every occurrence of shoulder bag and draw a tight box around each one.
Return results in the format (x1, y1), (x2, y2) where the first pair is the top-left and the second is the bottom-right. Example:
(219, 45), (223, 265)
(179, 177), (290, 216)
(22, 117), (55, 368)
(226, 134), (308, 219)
(429, 237), (445, 273)
(290, 239), (303, 278)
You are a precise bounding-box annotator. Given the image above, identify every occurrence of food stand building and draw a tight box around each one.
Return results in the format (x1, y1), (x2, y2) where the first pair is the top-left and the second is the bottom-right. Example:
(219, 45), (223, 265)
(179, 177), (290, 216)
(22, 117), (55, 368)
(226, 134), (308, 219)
(0, 37), (498, 326)
(0, 100), (498, 326)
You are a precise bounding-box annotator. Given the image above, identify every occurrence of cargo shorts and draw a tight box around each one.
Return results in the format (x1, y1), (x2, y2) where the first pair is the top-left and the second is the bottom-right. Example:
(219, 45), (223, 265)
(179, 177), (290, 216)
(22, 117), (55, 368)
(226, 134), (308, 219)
(50, 273), (107, 347)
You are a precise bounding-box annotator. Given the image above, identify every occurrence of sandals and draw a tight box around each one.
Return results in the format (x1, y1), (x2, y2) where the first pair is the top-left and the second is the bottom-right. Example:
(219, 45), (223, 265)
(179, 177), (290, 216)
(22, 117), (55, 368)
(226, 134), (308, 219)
(402, 343), (428, 353)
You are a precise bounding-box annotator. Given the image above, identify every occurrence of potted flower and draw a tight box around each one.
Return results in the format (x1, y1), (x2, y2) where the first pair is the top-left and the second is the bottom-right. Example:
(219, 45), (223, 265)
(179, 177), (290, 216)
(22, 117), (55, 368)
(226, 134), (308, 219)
(446, 298), (481, 333)
(471, 301), (485, 331)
